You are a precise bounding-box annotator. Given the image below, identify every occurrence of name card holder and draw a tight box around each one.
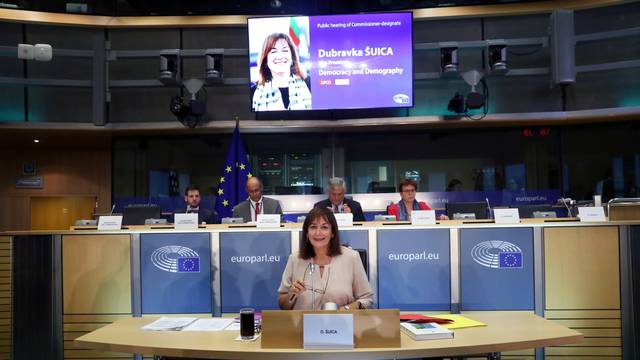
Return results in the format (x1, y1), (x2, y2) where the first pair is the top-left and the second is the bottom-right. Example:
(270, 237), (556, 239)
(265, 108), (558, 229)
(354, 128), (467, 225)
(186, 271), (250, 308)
(174, 213), (199, 230)
(97, 215), (123, 230)
(578, 207), (606, 222)
(257, 214), (281, 228)
(261, 309), (400, 349)
(411, 210), (436, 225)
(303, 313), (353, 349)
(493, 208), (521, 224)
(334, 213), (354, 228)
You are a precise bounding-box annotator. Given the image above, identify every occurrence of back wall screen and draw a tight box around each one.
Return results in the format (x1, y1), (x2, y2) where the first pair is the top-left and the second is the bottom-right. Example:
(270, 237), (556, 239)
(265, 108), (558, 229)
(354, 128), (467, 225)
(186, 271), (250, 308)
(248, 12), (413, 112)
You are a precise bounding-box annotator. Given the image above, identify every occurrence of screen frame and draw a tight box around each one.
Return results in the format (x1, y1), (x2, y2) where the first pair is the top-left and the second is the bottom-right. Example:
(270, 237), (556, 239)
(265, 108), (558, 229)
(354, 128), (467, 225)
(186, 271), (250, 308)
(247, 11), (414, 114)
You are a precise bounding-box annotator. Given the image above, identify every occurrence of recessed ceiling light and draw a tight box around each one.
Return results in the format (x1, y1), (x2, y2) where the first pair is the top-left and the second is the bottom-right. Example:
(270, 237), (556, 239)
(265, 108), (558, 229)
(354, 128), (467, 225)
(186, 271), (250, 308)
(33, 139), (40, 143)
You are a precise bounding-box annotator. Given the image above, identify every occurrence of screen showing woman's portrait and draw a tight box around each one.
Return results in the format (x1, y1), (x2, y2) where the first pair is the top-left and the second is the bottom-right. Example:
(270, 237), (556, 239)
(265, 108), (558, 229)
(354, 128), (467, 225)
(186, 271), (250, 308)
(249, 17), (312, 111)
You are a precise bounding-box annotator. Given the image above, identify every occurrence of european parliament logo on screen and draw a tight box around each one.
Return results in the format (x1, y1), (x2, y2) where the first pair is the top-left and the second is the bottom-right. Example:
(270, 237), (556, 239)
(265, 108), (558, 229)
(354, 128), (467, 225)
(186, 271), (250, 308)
(151, 245), (201, 273)
(471, 240), (523, 269)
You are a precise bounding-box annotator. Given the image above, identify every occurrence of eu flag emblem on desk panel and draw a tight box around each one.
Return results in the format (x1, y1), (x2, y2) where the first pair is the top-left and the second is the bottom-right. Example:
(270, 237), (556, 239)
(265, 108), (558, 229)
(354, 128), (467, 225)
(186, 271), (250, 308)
(499, 252), (523, 269)
(178, 257), (200, 272)
(215, 124), (252, 219)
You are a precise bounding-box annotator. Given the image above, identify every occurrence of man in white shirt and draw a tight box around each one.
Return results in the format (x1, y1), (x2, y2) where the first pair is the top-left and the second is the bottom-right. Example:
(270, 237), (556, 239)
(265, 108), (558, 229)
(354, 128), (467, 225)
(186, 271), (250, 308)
(232, 177), (283, 223)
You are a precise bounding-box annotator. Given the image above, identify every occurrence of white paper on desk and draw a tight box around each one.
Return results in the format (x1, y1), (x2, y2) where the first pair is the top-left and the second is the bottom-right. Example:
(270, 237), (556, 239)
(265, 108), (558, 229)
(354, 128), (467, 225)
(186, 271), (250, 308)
(182, 318), (234, 331)
(224, 322), (241, 331)
(141, 317), (197, 331)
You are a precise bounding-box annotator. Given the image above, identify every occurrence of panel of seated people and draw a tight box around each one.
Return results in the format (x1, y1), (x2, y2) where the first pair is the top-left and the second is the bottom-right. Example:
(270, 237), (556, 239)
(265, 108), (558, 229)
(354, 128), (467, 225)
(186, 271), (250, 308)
(459, 227), (535, 310)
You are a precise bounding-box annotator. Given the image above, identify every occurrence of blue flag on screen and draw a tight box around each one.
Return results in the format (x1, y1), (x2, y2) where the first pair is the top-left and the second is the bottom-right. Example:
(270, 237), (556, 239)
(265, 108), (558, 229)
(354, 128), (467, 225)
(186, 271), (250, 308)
(499, 252), (523, 268)
(177, 257), (200, 272)
(214, 124), (252, 219)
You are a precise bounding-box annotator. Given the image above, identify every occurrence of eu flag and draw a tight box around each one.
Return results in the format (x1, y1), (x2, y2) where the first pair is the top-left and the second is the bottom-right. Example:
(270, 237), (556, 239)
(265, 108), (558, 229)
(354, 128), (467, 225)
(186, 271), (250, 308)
(499, 252), (523, 269)
(214, 124), (252, 219)
(177, 257), (200, 273)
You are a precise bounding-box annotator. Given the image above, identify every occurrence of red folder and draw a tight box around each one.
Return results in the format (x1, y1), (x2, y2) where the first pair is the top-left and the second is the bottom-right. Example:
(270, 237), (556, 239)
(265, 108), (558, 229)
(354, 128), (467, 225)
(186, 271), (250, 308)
(399, 314), (453, 324)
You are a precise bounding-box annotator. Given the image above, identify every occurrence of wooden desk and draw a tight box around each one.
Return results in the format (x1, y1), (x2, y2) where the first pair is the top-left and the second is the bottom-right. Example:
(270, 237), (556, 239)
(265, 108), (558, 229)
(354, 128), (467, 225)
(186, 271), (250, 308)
(75, 312), (582, 359)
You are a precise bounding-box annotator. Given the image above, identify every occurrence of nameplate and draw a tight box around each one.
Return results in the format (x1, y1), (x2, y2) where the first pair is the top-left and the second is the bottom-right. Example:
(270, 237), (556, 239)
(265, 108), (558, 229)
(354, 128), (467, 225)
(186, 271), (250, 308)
(578, 207), (606, 222)
(174, 213), (199, 230)
(97, 216), (122, 230)
(411, 210), (436, 225)
(493, 208), (520, 224)
(303, 313), (354, 349)
(334, 213), (354, 228)
(257, 214), (280, 228)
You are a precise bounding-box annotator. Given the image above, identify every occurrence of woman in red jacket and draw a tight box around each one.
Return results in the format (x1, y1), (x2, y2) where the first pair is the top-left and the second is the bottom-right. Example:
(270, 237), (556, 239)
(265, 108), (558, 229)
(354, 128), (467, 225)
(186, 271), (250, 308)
(387, 179), (448, 221)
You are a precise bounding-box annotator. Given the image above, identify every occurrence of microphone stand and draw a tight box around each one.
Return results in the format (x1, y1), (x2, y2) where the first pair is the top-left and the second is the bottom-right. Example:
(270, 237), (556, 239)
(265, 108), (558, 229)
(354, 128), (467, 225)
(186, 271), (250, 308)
(485, 198), (493, 220)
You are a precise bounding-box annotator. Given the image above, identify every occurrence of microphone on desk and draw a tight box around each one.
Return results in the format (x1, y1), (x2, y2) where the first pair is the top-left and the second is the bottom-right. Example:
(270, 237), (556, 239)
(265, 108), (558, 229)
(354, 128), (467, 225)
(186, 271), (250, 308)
(485, 198), (493, 219)
(557, 198), (574, 217)
(110, 204), (116, 216)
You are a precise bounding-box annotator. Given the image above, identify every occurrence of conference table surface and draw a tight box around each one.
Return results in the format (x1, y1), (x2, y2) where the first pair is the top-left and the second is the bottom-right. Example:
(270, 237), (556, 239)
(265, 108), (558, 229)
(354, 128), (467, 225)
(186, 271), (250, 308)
(75, 312), (583, 359)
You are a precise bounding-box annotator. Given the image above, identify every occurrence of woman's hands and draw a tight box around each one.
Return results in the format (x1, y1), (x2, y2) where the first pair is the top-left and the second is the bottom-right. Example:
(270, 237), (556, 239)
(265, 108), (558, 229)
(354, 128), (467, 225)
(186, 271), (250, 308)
(288, 279), (307, 302)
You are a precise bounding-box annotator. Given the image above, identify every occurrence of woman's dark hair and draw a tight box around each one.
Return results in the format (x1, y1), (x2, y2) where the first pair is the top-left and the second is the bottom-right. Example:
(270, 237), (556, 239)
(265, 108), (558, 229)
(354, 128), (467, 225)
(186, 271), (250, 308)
(398, 178), (418, 193)
(300, 207), (342, 259)
(256, 32), (305, 86)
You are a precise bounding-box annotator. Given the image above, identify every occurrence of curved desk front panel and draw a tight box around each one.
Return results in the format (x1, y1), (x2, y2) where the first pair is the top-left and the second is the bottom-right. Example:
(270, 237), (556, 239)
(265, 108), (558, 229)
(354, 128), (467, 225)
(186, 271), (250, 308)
(140, 232), (212, 314)
(219, 231), (291, 313)
(377, 228), (451, 310)
(459, 227), (534, 311)
(5, 220), (639, 360)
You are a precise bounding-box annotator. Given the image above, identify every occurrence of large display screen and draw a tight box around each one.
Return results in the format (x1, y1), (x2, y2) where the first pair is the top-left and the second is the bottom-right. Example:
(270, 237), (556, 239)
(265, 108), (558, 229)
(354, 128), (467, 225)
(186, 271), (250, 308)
(248, 12), (413, 112)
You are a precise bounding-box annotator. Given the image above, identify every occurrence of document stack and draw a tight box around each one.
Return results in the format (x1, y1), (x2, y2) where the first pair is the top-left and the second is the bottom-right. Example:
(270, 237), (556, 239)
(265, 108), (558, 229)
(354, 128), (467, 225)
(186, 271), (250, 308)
(400, 322), (454, 341)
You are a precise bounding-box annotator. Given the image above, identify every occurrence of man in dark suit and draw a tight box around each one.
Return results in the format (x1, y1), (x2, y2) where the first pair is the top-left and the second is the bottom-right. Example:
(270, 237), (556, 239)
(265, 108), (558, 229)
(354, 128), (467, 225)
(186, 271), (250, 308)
(233, 177), (283, 223)
(175, 185), (218, 224)
(314, 177), (365, 222)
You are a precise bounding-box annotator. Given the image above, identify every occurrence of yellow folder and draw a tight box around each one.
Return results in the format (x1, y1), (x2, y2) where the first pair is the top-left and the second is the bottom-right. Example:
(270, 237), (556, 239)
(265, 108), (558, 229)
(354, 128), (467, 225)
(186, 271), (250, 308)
(431, 314), (487, 330)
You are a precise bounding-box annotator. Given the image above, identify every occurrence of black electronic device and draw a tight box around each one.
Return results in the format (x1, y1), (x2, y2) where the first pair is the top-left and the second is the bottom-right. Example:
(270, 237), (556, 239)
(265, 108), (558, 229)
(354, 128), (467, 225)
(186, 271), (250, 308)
(511, 204), (557, 218)
(122, 204), (162, 225)
(445, 201), (488, 220)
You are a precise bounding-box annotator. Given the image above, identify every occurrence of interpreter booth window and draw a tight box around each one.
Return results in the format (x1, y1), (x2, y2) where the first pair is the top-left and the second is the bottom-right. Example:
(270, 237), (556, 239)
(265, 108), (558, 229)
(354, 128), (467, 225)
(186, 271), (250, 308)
(339, 128), (561, 208)
(244, 133), (329, 195)
(112, 133), (328, 214)
(561, 121), (640, 201)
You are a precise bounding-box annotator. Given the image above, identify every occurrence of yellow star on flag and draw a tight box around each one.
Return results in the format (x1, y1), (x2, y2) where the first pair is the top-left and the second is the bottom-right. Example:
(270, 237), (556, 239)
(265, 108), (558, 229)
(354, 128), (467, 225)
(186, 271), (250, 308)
(247, 172), (252, 178)
(218, 188), (224, 195)
(220, 176), (225, 183)
(239, 163), (246, 170)
(222, 199), (229, 206)
(225, 166), (232, 173)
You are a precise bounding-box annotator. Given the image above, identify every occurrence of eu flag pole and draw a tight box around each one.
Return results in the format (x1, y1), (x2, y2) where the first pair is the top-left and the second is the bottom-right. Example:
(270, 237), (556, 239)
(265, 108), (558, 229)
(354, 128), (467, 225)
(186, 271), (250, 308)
(214, 123), (252, 219)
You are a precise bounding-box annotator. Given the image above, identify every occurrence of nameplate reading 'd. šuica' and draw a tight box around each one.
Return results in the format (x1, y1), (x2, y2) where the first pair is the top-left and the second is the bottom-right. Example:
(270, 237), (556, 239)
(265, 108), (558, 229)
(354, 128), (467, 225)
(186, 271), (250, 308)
(303, 313), (354, 350)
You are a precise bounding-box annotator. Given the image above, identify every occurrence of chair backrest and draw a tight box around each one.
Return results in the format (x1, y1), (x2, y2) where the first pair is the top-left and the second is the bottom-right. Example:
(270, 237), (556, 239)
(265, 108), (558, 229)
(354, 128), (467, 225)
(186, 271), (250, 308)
(354, 248), (369, 278)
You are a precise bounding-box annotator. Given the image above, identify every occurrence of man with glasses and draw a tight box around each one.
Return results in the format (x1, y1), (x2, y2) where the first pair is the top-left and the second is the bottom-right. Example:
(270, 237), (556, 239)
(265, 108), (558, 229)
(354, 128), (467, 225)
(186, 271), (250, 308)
(313, 177), (366, 222)
(233, 176), (283, 223)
